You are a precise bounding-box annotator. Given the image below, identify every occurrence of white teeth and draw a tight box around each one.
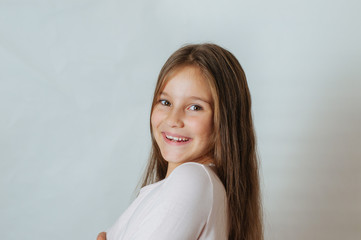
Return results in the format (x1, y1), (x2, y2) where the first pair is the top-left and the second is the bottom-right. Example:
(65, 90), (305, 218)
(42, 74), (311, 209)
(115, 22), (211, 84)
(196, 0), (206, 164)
(165, 134), (189, 142)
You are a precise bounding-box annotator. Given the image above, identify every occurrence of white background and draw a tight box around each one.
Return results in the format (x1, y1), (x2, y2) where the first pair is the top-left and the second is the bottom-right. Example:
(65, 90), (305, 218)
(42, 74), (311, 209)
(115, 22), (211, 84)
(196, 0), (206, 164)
(1, 0), (360, 239)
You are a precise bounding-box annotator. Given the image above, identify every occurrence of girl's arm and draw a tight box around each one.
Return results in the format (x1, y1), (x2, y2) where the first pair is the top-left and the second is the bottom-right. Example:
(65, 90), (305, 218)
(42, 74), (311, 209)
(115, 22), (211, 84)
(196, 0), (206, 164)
(105, 163), (213, 240)
(124, 163), (213, 240)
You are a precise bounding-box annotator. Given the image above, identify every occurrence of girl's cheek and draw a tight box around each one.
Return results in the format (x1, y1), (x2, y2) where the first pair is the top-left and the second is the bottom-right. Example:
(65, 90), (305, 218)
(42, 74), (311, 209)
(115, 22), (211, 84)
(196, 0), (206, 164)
(151, 109), (164, 127)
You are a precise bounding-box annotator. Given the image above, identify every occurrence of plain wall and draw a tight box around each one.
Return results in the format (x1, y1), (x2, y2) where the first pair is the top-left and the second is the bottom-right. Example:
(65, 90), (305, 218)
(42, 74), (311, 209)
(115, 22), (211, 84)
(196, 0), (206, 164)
(1, 0), (360, 239)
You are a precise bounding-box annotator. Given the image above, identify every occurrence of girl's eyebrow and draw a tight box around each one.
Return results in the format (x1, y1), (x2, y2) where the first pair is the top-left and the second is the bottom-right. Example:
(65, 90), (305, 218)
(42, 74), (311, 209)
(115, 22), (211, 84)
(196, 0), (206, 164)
(188, 96), (211, 105)
(159, 92), (168, 96)
(160, 92), (211, 105)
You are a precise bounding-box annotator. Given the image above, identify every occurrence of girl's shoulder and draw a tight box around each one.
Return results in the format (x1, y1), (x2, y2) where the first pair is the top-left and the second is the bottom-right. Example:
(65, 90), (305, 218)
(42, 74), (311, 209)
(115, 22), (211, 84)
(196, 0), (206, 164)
(139, 162), (215, 196)
(167, 162), (213, 184)
(163, 162), (225, 198)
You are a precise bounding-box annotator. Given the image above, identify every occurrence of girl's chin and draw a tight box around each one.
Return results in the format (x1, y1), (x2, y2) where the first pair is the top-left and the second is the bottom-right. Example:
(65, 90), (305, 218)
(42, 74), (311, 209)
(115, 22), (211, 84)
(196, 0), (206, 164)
(161, 152), (185, 162)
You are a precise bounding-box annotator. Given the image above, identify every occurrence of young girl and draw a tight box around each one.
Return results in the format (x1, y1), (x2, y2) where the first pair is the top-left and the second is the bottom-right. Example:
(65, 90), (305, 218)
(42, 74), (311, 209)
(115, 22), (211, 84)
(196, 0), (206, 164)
(98, 43), (263, 240)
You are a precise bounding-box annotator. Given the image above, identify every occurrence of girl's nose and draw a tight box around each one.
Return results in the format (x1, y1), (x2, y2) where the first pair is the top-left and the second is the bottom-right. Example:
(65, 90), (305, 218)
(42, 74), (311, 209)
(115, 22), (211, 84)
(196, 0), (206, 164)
(165, 108), (184, 128)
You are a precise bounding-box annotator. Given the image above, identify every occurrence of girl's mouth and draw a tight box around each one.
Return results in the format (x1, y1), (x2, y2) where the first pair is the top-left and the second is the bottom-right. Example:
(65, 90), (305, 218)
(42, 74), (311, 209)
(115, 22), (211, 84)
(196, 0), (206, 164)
(162, 132), (192, 145)
(165, 134), (190, 142)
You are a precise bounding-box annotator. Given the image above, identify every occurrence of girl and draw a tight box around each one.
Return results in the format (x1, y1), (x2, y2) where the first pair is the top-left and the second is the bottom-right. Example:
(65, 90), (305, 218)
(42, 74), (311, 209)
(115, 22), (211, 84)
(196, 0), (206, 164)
(98, 43), (263, 240)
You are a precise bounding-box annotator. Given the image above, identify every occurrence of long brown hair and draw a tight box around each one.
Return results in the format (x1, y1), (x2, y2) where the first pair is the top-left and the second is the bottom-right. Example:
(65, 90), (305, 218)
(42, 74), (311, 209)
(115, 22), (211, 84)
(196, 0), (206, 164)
(140, 43), (263, 240)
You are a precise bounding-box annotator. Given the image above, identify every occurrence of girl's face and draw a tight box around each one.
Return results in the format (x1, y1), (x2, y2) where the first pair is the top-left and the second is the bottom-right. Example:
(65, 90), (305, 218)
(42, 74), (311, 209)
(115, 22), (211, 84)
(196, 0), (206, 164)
(151, 65), (214, 168)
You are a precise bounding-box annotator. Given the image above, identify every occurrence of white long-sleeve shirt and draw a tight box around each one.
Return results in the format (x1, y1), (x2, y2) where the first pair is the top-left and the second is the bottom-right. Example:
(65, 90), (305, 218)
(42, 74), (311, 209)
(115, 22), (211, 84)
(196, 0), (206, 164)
(106, 162), (229, 240)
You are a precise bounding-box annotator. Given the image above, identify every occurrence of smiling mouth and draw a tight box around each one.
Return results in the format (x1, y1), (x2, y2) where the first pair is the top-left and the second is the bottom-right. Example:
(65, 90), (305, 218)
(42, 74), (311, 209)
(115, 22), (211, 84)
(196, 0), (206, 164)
(164, 133), (190, 142)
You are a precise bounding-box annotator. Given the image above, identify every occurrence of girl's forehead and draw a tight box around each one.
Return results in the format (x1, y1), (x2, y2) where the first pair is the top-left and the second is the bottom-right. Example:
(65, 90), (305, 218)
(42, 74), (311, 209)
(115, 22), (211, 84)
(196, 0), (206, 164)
(159, 66), (212, 100)
(161, 65), (203, 86)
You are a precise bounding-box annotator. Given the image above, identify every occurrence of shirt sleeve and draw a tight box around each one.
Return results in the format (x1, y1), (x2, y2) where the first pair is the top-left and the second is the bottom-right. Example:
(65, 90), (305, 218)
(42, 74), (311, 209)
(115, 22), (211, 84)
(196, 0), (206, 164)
(127, 163), (213, 240)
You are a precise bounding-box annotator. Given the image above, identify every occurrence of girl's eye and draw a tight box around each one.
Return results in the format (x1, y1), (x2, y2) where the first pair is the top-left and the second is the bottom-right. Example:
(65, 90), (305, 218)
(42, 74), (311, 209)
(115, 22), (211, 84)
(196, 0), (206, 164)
(159, 99), (171, 106)
(188, 105), (203, 111)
